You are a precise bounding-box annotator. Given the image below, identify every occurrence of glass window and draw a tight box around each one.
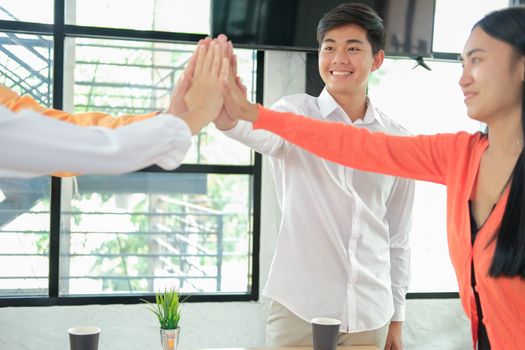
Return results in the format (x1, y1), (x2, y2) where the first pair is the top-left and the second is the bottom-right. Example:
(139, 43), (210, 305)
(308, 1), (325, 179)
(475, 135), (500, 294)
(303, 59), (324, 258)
(65, 0), (211, 34)
(0, 0), (53, 24)
(0, 33), (53, 107)
(0, 32), (53, 298)
(64, 37), (255, 165)
(59, 173), (253, 295)
(0, 0), (260, 304)
(0, 177), (51, 297)
(433, 0), (508, 53)
(369, 58), (481, 292)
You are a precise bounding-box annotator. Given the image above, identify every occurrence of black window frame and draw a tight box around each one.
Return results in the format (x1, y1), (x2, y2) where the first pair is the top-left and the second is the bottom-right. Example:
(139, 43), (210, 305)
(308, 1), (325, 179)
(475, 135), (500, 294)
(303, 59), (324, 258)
(0, 0), (263, 307)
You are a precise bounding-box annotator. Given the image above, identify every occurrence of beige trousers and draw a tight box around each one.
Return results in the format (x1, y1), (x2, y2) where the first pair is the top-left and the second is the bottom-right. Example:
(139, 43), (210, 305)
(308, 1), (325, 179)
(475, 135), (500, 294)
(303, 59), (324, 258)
(266, 300), (388, 349)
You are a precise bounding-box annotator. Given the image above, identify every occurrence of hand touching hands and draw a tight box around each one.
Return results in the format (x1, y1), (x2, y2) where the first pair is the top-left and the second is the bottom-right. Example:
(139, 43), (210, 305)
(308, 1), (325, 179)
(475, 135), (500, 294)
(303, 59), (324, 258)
(213, 37), (242, 130)
(166, 39), (203, 117)
(222, 67), (259, 123)
(177, 39), (229, 134)
(170, 35), (258, 134)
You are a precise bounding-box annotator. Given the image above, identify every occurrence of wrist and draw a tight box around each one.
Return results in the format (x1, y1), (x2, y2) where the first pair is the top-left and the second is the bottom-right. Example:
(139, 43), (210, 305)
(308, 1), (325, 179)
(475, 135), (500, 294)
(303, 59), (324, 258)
(180, 106), (215, 135)
(243, 102), (259, 122)
(215, 120), (239, 131)
(389, 321), (403, 329)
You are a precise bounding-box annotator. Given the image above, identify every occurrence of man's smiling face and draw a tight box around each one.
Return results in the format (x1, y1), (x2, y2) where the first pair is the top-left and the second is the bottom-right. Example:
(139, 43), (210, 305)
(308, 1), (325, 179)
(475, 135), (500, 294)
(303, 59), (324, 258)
(318, 24), (382, 97)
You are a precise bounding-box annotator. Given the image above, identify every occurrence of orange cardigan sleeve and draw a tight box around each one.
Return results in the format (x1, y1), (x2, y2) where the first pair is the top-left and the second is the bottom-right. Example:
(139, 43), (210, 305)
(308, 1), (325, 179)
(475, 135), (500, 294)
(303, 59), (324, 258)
(0, 85), (159, 127)
(253, 105), (460, 185)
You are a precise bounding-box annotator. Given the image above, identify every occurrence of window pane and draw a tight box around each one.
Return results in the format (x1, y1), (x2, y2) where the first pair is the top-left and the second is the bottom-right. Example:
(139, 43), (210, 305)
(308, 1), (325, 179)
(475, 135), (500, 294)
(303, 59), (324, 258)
(59, 173), (253, 296)
(0, 33), (53, 107)
(0, 0), (53, 23)
(0, 32), (53, 298)
(369, 58), (481, 292)
(0, 177), (51, 297)
(65, 0), (210, 34)
(433, 0), (508, 53)
(64, 37), (255, 165)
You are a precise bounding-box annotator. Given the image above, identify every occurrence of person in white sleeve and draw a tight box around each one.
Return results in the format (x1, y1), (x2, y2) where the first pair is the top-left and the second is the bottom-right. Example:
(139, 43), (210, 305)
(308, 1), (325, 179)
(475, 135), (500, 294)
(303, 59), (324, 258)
(214, 4), (414, 350)
(0, 39), (229, 179)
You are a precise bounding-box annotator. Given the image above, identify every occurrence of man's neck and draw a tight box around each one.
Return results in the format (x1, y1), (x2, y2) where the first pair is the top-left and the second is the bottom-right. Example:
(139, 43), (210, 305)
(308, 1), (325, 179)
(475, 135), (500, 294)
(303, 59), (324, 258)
(329, 90), (368, 122)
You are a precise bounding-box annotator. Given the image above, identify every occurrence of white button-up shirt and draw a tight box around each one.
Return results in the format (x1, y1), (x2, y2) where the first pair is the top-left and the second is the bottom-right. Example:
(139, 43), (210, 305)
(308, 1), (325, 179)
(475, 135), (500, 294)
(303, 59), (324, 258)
(223, 89), (414, 332)
(0, 106), (191, 178)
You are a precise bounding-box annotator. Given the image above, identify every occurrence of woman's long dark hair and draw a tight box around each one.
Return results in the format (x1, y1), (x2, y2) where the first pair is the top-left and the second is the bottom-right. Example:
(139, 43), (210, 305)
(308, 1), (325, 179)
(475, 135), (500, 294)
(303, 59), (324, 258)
(475, 6), (525, 278)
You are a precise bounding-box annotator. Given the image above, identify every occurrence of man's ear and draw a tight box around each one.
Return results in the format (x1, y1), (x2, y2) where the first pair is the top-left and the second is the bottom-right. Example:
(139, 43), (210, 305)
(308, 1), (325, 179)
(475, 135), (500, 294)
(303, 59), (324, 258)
(372, 50), (385, 72)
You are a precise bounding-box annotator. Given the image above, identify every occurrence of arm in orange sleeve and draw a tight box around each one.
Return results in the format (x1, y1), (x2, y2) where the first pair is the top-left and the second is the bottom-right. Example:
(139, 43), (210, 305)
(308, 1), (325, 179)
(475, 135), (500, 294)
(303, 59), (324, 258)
(0, 84), (159, 128)
(253, 105), (469, 185)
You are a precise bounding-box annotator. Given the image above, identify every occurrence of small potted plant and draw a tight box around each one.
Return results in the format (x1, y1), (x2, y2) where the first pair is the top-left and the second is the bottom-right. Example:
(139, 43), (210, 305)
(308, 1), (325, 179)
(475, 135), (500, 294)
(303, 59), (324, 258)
(143, 287), (182, 350)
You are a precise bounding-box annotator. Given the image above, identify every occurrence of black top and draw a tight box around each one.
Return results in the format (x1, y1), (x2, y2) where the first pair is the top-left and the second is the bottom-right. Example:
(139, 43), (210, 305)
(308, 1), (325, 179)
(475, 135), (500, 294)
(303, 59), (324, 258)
(468, 201), (491, 350)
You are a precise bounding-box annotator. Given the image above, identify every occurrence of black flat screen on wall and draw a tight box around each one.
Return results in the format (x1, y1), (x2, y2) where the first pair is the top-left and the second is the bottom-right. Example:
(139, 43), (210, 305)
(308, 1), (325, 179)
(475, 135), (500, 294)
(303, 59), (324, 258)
(212, 0), (435, 57)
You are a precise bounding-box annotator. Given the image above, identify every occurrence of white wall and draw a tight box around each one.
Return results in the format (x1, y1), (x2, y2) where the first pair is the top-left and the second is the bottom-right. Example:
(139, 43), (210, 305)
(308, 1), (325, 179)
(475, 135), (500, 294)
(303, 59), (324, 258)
(0, 51), (471, 350)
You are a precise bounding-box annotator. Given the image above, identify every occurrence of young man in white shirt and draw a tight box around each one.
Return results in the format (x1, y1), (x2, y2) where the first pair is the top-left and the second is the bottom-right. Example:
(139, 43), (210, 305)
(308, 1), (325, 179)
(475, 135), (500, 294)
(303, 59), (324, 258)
(215, 4), (414, 350)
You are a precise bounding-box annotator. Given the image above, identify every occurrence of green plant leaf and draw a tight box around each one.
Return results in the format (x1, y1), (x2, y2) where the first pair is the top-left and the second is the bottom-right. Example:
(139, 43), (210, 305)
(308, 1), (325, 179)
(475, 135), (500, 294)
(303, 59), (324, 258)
(141, 287), (182, 329)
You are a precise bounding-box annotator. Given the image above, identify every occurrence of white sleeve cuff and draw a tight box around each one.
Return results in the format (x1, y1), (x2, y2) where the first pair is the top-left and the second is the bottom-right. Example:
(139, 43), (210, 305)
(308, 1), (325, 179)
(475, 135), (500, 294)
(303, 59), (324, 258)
(220, 120), (252, 137)
(155, 114), (192, 170)
(392, 303), (406, 322)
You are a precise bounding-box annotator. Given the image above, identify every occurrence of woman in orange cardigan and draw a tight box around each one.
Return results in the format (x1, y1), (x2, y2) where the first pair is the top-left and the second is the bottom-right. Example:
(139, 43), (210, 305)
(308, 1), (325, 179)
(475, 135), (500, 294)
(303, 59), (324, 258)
(221, 7), (525, 350)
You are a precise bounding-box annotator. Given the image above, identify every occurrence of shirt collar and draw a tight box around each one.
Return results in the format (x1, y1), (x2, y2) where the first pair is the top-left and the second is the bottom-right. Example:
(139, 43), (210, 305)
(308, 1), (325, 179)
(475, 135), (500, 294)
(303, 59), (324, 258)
(317, 88), (385, 127)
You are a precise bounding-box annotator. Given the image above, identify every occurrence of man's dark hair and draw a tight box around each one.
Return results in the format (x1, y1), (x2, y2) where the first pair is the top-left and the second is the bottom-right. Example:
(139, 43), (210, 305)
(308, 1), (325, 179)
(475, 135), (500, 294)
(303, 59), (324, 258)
(316, 3), (386, 55)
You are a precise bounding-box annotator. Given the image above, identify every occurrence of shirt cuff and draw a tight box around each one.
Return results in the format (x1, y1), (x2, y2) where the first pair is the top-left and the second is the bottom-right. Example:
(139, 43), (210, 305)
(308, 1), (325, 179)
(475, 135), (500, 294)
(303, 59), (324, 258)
(220, 119), (252, 137)
(392, 303), (406, 322)
(155, 114), (192, 170)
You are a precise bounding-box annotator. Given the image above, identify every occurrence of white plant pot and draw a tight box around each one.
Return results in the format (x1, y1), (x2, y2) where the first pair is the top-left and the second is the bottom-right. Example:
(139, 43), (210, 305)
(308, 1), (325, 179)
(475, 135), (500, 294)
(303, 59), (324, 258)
(160, 327), (180, 350)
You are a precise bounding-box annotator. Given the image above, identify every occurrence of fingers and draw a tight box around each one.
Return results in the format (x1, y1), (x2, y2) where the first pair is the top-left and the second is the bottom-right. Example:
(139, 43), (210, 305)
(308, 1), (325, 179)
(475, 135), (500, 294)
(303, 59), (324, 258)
(193, 43), (208, 77)
(192, 35), (233, 80)
(167, 73), (191, 116)
(231, 53), (238, 77)
(222, 78), (237, 119)
(219, 57), (230, 86)
(205, 41), (219, 75)
(186, 38), (209, 78)
(210, 42), (224, 77)
(235, 76), (248, 97)
(185, 52), (197, 78)
(217, 33), (229, 42)
(222, 71), (245, 120)
(175, 72), (191, 95)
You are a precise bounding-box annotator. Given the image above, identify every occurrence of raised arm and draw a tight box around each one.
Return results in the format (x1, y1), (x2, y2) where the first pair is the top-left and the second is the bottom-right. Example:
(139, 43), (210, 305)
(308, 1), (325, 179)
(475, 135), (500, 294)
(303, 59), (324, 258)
(255, 106), (456, 184)
(223, 76), (459, 184)
(0, 40), (229, 178)
(218, 99), (294, 158)
(0, 106), (191, 178)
